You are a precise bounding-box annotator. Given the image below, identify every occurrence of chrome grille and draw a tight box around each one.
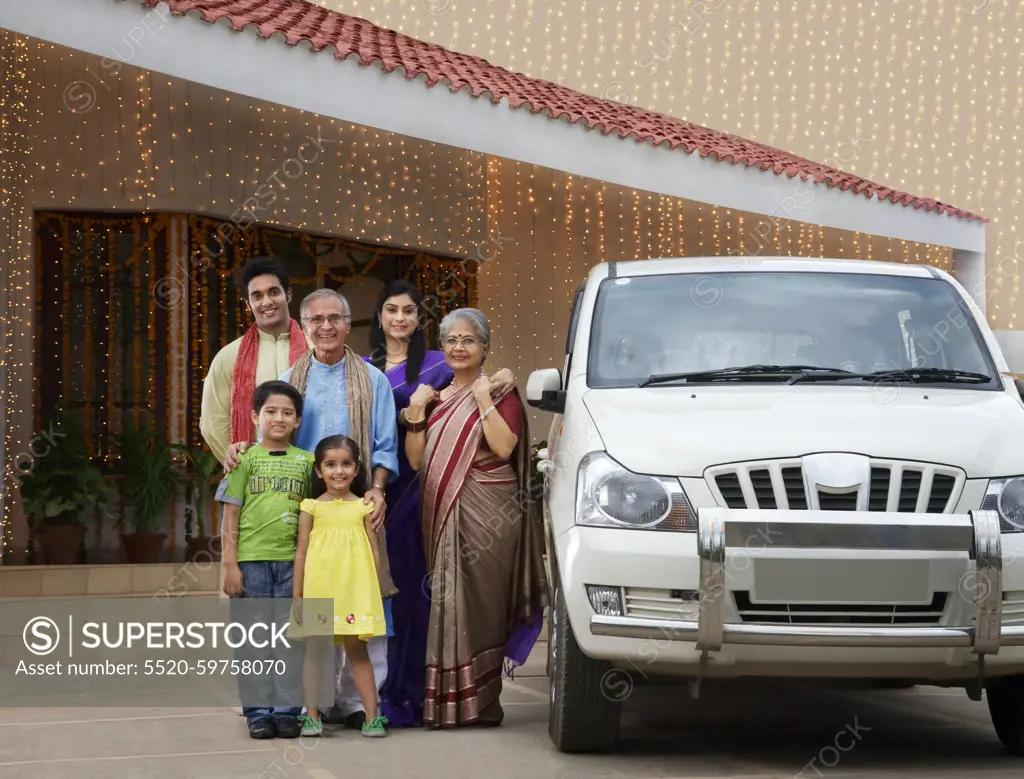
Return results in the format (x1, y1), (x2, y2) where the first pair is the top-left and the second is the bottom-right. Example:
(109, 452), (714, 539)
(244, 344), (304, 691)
(1003, 592), (1024, 626)
(708, 458), (963, 513)
(623, 588), (699, 620)
(734, 591), (947, 626)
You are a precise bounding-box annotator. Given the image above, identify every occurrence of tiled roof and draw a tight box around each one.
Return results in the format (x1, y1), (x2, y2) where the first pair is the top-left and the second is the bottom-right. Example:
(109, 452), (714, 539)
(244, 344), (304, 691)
(141, 0), (986, 223)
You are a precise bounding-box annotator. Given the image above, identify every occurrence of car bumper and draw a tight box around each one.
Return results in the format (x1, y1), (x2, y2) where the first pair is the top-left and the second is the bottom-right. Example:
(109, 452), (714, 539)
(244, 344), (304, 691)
(558, 509), (1024, 674)
(591, 617), (1024, 648)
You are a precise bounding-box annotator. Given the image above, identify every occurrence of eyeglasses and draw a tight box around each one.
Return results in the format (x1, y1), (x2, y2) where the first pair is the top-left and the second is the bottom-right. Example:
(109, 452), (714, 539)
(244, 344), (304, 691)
(303, 314), (350, 328)
(443, 336), (481, 349)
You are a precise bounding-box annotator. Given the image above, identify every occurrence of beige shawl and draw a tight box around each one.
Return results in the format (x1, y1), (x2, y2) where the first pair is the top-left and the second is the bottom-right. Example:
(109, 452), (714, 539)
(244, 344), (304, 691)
(288, 345), (397, 598)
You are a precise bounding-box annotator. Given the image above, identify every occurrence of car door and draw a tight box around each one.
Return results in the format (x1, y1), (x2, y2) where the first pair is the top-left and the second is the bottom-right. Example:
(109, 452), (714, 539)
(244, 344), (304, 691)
(541, 282), (586, 545)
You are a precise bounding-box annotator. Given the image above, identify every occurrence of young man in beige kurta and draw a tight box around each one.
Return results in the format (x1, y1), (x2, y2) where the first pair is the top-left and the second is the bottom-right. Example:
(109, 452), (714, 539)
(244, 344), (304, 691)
(200, 258), (305, 464)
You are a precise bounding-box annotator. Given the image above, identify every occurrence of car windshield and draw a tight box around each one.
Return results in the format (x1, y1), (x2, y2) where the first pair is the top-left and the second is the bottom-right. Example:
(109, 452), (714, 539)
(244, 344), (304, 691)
(587, 270), (999, 388)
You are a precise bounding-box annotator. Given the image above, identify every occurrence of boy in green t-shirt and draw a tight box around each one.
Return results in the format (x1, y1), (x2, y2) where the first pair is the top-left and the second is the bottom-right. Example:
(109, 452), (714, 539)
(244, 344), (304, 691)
(215, 379), (314, 740)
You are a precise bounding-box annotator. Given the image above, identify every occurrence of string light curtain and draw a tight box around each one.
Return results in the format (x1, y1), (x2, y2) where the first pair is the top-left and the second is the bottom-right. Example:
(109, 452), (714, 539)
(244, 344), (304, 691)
(34, 212), (172, 466)
(315, 0), (1014, 332)
(0, 31), (35, 563)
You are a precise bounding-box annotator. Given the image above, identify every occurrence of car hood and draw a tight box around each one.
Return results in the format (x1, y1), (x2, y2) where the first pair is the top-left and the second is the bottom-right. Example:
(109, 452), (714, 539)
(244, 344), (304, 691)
(581, 384), (1024, 478)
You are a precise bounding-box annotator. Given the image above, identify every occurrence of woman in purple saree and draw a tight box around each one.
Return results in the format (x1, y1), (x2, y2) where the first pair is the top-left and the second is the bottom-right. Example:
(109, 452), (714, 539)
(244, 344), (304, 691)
(366, 280), (514, 727)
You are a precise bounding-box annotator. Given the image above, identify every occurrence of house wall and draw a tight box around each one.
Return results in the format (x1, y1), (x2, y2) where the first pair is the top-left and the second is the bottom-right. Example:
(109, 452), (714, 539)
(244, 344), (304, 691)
(1, 38), (489, 560)
(0, 34), (959, 560)
(323, 0), (1021, 337)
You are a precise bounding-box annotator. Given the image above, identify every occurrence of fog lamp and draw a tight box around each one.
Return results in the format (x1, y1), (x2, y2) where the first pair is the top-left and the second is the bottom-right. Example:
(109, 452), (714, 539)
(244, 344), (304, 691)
(586, 585), (623, 616)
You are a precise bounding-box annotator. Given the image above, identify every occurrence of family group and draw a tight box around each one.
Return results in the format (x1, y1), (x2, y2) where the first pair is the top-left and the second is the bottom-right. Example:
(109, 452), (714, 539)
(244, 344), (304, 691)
(200, 257), (549, 739)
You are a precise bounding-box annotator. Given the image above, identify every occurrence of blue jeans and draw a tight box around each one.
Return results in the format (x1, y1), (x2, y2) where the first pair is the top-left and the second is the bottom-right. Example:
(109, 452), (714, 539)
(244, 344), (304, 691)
(231, 561), (303, 725)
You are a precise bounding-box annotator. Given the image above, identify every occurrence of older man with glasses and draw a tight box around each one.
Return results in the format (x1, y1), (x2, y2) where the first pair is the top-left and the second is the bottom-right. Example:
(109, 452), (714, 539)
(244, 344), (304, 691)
(223, 287), (399, 731)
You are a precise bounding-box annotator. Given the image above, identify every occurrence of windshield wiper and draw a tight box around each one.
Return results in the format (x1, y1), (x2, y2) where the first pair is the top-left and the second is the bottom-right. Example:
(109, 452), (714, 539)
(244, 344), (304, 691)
(639, 364), (993, 388)
(864, 368), (994, 384)
(639, 364), (855, 387)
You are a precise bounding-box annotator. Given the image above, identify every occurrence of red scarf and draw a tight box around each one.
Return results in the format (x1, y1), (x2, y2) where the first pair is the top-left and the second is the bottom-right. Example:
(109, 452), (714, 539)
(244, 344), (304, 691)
(229, 319), (308, 445)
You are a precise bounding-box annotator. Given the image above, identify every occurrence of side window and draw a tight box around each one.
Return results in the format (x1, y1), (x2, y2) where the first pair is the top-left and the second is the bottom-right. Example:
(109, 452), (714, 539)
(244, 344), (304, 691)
(563, 283), (586, 387)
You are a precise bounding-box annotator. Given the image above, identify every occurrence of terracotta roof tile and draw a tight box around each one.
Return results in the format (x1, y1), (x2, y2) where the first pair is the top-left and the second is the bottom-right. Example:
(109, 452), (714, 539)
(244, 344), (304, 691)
(141, 0), (986, 223)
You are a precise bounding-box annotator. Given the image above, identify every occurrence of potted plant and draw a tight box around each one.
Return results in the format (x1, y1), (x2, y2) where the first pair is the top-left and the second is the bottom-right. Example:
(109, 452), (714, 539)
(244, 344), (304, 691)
(170, 443), (223, 562)
(528, 439), (548, 526)
(16, 416), (109, 565)
(114, 415), (179, 563)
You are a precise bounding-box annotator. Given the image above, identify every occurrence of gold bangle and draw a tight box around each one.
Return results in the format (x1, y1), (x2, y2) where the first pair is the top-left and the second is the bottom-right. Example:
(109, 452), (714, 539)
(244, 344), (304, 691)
(406, 417), (427, 433)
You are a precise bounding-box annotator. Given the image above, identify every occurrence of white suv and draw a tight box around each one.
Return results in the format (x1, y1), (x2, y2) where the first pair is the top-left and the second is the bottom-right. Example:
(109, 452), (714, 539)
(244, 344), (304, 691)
(527, 256), (1024, 755)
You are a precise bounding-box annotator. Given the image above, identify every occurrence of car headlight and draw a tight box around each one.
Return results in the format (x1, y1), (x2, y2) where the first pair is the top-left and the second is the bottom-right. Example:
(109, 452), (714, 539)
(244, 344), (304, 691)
(983, 477), (1024, 533)
(575, 451), (697, 531)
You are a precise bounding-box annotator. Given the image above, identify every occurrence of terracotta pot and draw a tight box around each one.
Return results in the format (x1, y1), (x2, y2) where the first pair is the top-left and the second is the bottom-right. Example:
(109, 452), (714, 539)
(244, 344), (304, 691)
(37, 523), (87, 565)
(121, 532), (167, 564)
(185, 535), (221, 563)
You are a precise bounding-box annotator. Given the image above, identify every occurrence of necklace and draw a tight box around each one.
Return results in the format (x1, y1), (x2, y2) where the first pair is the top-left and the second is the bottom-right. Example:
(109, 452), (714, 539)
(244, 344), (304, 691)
(385, 342), (407, 365)
(444, 371), (483, 397)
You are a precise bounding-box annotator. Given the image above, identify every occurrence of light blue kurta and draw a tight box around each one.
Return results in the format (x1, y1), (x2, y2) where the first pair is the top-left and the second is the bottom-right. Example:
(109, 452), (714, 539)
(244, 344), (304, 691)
(279, 355), (399, 482)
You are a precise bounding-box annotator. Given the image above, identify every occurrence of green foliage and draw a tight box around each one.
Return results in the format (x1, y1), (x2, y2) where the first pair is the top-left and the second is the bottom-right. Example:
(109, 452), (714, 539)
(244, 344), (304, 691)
(17, 415), (109, 526)
(169, 443), (222, 537)
(114, 416), (180, 534)
(531, 440), (548, 476)
(528, 439), (548, 502)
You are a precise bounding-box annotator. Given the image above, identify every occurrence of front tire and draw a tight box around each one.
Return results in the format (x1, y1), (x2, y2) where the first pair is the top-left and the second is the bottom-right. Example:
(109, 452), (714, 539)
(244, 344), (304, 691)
(987, 676), (1024, 755)
(548, 572), (622, 753)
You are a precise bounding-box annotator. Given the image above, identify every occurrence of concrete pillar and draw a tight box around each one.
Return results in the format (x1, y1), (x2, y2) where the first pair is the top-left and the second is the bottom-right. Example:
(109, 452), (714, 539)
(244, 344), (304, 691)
(951, 248), (987, 319)
(952, 249), (1024, 375)
(994, 330), (1024, 375)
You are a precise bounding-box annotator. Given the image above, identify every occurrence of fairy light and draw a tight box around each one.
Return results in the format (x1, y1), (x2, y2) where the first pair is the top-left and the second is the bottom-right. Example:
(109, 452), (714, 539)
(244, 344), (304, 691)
(818, 0), (827, 160)
(557, 0), (568, 85)
(145, 72), (158, 205)
(1011, 11), (1022, 331)
(632, 189), (640, 259)
(1, 33), (20, 556)
(549, 172), (557, 343)
(514, 161), (528, 360)
(451, 2), (461, 54)
(657, 194), (666, 258)
(578, 0), (588, 83)
(619, 188), (628, 259)
(738, 0), (748, 135)
(529, 164), (537, 364)
(490, 155), (504, 355)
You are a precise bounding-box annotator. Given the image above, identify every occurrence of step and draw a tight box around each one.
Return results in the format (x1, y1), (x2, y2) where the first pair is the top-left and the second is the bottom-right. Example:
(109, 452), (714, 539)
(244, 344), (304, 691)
(0, 563), (220, 599)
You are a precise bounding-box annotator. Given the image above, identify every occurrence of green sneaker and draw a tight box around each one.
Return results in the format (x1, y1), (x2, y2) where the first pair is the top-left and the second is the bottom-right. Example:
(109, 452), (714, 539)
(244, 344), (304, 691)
(361, 715), (388, 737)
(299, 714), (323, 737)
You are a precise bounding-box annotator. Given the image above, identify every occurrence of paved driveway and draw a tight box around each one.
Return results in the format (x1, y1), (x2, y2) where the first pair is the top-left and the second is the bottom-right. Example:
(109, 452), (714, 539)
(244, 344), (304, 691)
(1, 639), (1021, 779)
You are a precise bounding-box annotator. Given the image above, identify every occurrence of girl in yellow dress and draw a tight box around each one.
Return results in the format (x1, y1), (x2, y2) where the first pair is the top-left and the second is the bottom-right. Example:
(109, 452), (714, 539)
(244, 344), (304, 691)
(291, 435), (388, 738)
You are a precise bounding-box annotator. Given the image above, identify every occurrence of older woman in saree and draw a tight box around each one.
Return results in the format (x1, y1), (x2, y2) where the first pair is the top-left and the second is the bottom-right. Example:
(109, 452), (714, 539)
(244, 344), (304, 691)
(364, 280), (516, 728)
(405, 308), (548, 728)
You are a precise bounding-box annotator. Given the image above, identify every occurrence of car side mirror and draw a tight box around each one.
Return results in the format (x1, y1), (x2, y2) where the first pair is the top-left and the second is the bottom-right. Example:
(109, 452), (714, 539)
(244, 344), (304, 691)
(527, 368), (565, 413)
(1016, 377), (1024, 402)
